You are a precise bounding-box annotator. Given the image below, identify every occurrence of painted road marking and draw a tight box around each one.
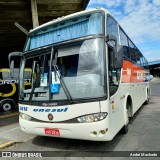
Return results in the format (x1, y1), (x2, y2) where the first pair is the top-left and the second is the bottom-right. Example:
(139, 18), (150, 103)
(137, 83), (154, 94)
(0, 141), (14, 150)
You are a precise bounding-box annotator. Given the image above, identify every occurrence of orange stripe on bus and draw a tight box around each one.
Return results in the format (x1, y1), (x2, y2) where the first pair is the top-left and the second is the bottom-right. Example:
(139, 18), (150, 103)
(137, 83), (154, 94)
(122, 60), (146, 83)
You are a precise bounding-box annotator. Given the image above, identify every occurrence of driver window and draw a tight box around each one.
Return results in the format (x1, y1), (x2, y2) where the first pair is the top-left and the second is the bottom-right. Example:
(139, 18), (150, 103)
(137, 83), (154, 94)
(108, 46), (120, 96)
(107, 16), (120, 96)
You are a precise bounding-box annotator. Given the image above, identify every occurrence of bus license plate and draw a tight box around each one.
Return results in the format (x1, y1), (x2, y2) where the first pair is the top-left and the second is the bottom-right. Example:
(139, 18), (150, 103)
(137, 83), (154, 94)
(44, 128), (60, 136)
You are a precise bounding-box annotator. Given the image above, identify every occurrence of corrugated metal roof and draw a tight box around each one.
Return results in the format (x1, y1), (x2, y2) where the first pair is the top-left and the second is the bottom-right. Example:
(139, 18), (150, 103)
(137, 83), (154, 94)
(0, 0), (89, 67)
(149, 60), (160, 65)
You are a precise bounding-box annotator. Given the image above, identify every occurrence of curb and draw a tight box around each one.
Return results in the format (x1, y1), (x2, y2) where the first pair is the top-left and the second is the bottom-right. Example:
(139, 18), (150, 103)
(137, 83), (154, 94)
(0, 141), (14, 150)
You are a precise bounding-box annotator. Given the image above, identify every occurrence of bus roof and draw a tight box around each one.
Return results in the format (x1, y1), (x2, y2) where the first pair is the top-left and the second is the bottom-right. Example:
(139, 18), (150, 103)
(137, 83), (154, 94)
(29, 8), (110, 35)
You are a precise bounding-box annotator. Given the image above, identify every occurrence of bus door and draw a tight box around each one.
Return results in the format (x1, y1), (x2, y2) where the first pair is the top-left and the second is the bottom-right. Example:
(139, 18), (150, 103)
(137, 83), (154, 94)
(108, 44), (123, 133)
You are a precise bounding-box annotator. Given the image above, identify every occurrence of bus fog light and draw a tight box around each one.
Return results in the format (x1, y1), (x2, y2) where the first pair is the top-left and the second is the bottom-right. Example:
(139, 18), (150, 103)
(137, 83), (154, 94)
(77, 112), (108, 123)
(20, 113), (32, 121)
(93, 131), (97, 135)
(100, 130), (106, 134)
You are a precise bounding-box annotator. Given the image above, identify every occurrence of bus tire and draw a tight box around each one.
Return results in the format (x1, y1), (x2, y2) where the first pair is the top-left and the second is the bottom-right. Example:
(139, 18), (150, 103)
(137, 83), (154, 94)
(121, 110), (129, 134)
(120, 98), (131, 134)
(0, 100), (15, 112)
(144, 90), (150, 105)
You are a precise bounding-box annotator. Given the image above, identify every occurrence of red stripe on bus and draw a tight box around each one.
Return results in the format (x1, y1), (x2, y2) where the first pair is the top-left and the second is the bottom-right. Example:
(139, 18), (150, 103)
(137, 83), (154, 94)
(121, 60), (146, 83)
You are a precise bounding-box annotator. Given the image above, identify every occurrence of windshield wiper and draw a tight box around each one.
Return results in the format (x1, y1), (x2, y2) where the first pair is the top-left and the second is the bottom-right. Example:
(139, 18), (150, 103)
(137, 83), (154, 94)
(29, 76), (40, 104)
(50, 47), (75, 104)
(29, 47), (74, 104)
(29, 61), (41, 104)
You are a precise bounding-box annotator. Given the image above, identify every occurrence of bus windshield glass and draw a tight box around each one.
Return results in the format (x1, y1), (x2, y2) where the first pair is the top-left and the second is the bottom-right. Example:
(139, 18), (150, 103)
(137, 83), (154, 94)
(24, 12), (103, 51)
(20, 38), (105, 101)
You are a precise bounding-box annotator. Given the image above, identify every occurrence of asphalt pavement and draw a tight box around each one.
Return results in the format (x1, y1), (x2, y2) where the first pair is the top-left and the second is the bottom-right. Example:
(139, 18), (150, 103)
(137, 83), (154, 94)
(0, 111), (35, 150)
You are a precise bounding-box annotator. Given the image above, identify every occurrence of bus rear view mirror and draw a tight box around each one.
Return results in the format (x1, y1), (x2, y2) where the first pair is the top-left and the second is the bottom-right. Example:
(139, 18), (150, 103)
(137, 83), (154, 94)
(8, 51), (22, 78)
(145, 74), (154, 81)
(106, 34), (117, 43)
(150, 75), (154, 80)
(8, 51), (22, 66)
(115, 45), (123, 69)
(10, 60), (14, 78)
(106, 35), (123, 69)
(106, 34), (117, 68)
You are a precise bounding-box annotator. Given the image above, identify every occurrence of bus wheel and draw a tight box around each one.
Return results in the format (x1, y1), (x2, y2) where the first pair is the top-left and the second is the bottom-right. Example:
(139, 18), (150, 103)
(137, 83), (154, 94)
(1, 101), (14, 112)
(144, 90), (149, 105)
(121, 102), (130, 134)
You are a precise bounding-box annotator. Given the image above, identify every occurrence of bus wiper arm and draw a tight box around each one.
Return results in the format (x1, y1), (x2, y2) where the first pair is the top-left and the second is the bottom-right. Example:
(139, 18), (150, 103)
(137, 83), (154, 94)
(29, 75), (40, 104)
(53, 64), (74, 104)
(29, 61), (41, 104)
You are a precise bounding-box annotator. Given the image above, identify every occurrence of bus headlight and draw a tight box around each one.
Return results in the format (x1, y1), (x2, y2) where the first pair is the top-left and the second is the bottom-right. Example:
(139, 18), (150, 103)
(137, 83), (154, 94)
(20, 113), (32, 121)
(77, 112), (108, 123)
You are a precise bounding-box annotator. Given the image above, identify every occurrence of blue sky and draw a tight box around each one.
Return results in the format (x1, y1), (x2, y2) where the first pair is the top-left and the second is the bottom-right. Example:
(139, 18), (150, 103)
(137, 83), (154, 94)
(87, 0), (160, 62)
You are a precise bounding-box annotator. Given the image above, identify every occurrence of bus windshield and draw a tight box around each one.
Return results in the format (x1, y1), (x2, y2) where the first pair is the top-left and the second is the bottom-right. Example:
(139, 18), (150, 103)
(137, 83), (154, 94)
(24, 12), (103, 51)
(20, 38), (105, 102)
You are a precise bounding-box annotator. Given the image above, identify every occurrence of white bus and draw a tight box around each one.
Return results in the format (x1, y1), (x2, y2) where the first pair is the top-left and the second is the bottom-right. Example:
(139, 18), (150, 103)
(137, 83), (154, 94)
(9, 8), (150, 141)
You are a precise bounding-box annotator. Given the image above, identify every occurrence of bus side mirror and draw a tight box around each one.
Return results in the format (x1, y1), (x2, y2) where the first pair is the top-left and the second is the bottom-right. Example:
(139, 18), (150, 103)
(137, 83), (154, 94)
(106, 34), (123, 69)
(10, 60), (14, 78)
(146, 74), (153, 81)
(106, 34), (117, 54)
(106, 34), (117, 42)
(150, 75), (154, 80)
(8, 51), (22, 78)
(115, 45), (123, 69)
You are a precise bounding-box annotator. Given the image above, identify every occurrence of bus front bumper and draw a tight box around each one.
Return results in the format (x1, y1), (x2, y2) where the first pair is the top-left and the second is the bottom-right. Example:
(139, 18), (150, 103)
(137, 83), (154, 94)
(19, 117), (113, 141)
